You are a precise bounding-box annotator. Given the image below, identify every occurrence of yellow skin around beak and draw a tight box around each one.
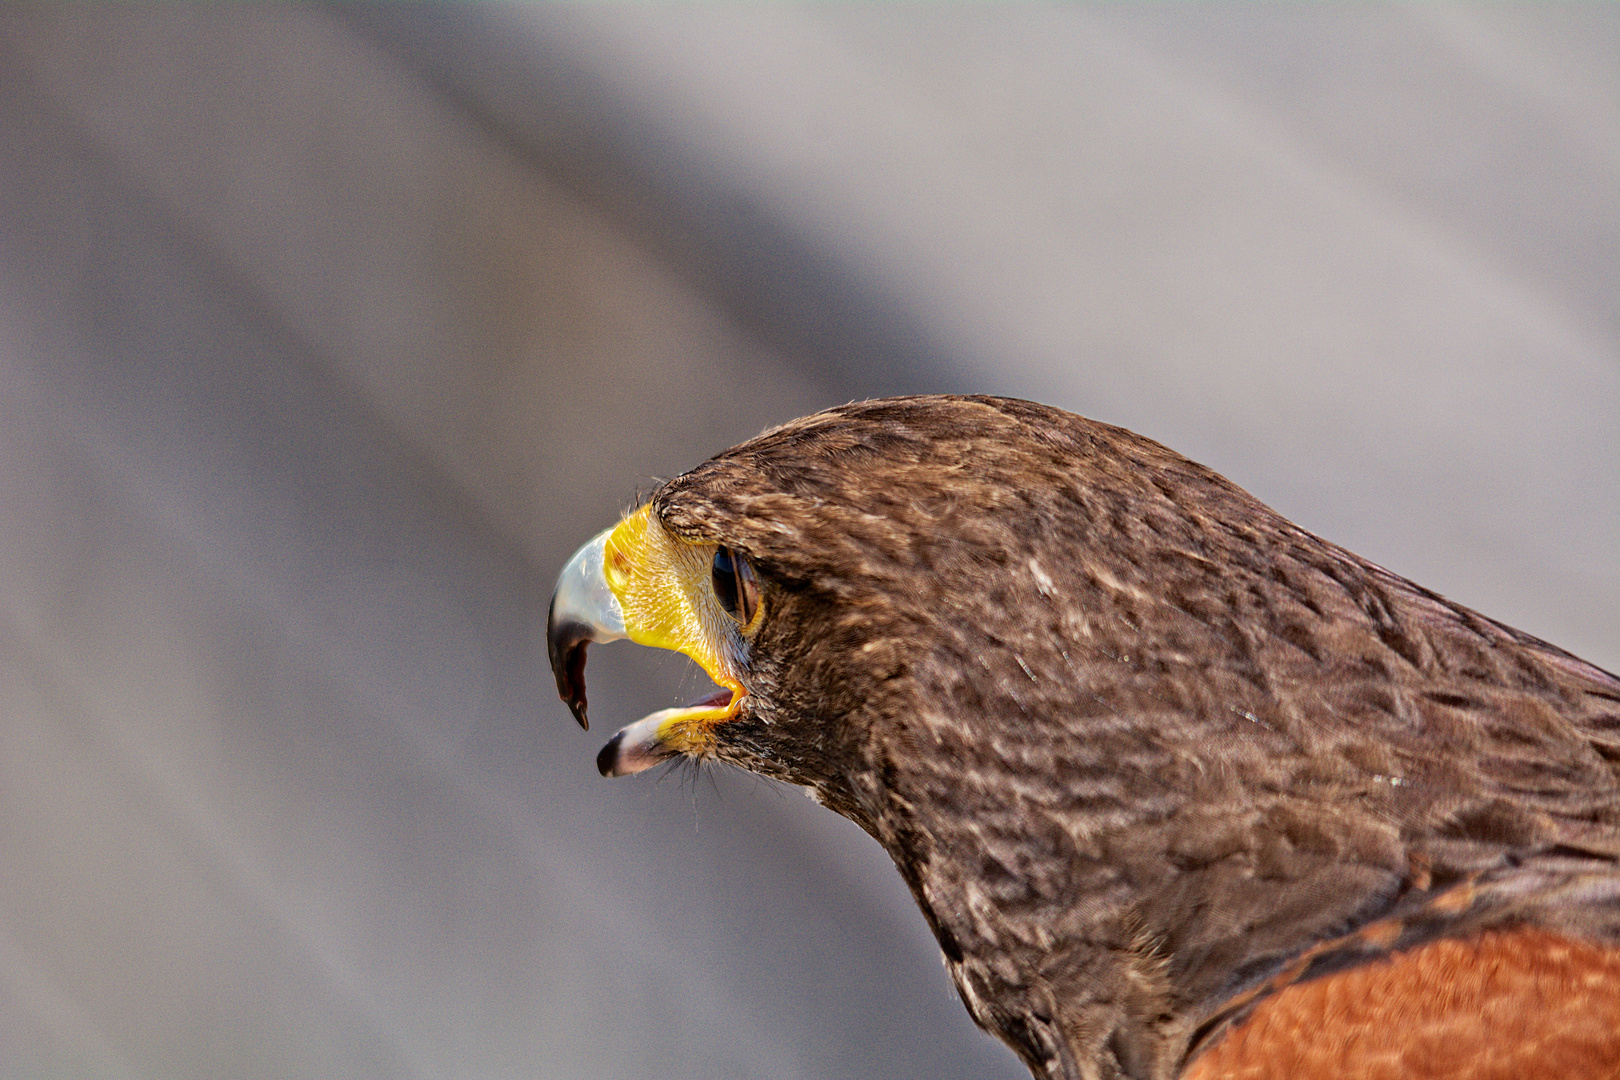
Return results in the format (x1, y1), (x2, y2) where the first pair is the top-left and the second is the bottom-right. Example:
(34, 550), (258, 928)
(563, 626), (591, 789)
(551, 504), (747, 775)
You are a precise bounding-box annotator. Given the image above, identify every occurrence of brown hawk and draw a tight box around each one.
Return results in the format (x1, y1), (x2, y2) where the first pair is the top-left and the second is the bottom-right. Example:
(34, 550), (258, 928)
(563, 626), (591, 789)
(548, 395), (1620, 1080)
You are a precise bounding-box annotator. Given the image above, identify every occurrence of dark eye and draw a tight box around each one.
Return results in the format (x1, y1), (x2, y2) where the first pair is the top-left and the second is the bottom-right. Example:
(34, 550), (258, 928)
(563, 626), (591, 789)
(711, 545), (760, 626)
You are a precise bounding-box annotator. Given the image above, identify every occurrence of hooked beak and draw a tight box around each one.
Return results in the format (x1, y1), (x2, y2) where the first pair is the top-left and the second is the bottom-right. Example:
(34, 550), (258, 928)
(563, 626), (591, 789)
(546, 527), (625, 730)
(547, 507), (748, 777)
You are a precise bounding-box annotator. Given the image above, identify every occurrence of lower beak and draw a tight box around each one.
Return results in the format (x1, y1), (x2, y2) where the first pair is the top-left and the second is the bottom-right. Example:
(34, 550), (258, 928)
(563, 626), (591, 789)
(595, 706), (702, 777)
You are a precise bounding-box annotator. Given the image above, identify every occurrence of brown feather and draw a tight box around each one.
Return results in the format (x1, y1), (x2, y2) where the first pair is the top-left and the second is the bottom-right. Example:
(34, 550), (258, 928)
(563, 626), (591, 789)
(640, 396), (1620, 1079)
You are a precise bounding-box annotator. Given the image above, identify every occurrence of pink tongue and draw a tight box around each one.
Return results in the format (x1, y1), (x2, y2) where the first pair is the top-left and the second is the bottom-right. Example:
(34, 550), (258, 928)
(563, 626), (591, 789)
(691, 688), (733, 709)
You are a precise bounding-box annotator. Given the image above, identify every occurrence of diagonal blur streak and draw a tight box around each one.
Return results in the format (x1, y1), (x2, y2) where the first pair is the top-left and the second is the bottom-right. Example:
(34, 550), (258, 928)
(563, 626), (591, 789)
(0, 5), (1613, 1079)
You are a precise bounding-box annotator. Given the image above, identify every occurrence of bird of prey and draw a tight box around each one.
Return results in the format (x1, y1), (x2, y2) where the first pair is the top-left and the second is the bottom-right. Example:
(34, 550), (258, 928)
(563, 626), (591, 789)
(547, 395), (1620, 1080)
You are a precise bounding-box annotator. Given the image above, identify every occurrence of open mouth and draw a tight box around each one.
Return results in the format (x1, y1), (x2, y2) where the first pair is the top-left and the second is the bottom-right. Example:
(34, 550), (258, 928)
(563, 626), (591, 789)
(687, 687), (735, 711)
(594, 682), (744, 778)
(547, 514), (749, 779)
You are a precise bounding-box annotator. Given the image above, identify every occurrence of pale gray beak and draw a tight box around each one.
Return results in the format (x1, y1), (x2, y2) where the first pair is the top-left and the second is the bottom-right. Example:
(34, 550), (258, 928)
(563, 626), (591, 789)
(546, 528), (626, 730)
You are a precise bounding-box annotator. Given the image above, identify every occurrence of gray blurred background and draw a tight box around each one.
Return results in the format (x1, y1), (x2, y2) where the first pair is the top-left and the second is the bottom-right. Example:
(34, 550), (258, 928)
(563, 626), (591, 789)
(0, 6), (1614, 1079)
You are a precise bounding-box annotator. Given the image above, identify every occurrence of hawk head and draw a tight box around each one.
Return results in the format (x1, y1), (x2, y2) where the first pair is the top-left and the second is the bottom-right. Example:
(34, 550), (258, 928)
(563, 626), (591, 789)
(550, 396), (1168, 812)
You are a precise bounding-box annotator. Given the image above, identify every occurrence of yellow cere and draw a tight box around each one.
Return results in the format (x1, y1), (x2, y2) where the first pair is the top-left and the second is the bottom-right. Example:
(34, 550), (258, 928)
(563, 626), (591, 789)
(602, 505), (745, 735)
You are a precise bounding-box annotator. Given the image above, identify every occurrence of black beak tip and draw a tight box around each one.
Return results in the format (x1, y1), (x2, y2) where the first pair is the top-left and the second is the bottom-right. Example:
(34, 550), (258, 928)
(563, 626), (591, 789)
(596, 731), (625, 777)
(546, 607), (594, 731)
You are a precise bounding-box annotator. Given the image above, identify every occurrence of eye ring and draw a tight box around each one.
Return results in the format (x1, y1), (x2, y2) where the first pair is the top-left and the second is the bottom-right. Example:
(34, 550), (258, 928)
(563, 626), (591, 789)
(711, 545), (760, 627)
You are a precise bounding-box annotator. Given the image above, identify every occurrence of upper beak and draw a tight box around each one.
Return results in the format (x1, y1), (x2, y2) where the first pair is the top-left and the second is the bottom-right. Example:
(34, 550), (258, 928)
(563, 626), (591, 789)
(546, 527), (625, 730)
